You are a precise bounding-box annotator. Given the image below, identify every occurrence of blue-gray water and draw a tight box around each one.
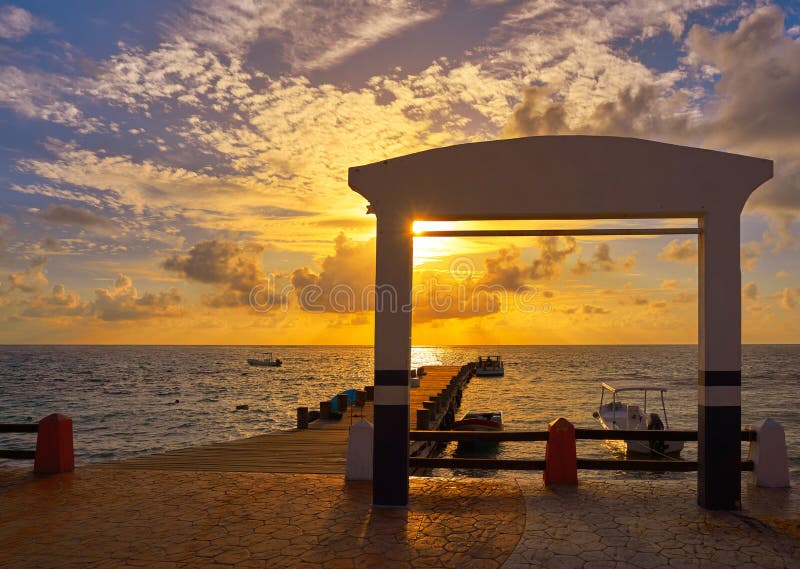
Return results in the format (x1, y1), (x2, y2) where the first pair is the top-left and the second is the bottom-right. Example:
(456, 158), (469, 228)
(1, 345), (798, 478)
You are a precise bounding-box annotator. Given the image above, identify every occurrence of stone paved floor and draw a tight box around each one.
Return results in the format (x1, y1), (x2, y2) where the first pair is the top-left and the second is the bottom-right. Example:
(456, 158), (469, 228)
(0, 468), (524, 568)
(2, 468), (799, 568)
(503, 478), (800, 569)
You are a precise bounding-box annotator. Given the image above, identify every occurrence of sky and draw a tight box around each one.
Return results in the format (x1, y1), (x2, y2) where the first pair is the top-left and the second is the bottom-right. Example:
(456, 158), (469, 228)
(0, 0), (799, 345)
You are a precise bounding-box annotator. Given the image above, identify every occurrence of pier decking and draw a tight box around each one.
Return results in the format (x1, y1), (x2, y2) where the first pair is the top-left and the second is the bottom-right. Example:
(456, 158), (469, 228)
(100, 365), (469, 473)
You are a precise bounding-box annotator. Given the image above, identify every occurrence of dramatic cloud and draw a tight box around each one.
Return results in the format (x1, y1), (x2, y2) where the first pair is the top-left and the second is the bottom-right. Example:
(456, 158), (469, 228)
(659, 239), (698, 263)
(529, 237), (577, 280)
(1, 256), (48, 295)
(163, 240), (269, 306)
(481, 246), (527, 289)
(40, 204), (113, 229)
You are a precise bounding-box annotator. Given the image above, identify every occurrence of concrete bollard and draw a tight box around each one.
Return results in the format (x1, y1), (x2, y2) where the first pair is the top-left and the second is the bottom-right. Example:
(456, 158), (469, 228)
(751, 418), (790, 488)
(365, 386), (374, 401)
(320, 401), (332, 420)
(345, 419), (374, 480)
(337, 393), (349, 412)
(417, 409), (431, 431)
(544, 417), (577, 486)
(34, 414), (74, 474)
(297, 407), (309, 429)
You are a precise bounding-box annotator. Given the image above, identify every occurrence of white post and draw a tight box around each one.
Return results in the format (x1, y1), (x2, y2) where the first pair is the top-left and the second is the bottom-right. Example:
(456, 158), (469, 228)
(751, 419), (790, 487)
(345, 419), (374, 481)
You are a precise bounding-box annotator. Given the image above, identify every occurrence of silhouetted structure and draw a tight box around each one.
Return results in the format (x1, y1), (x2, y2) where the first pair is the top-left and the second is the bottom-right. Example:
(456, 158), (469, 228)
(349, 135), (772, 510)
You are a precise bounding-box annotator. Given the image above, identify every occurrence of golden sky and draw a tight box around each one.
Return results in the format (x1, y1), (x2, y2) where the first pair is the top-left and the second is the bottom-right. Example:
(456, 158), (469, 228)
(0, 1), (799, 344)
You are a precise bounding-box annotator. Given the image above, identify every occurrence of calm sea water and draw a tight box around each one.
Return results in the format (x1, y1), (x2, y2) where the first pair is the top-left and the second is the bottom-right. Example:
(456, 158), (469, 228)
(1, 345), (798, 479)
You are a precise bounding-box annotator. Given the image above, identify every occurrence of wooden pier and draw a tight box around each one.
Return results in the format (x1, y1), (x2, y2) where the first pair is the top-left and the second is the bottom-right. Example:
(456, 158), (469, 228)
(100, 364), (473, 473)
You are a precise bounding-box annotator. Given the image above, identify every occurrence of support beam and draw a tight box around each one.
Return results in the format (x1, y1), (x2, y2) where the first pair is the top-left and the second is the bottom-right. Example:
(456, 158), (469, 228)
(372, 214), (412, 507)
(414, 228), (700, 238)
(698, 212), (742, 510)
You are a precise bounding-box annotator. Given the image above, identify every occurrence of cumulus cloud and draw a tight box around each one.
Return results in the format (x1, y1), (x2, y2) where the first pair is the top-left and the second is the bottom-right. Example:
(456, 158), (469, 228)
(162, 239), (277, 307)
(21, 284), (89, 318)
(1, 256), (48, 295)
(91, 274), (184, 321)
(659, 238), (697, 263)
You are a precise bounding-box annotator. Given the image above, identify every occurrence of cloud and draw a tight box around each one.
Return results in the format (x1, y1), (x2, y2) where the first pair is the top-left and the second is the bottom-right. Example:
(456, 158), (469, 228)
(742, 282), (758, 301)
(778, 287), (800, 310)
(0, 67), (104, 133)
(481, 246), (527, 289)
(571, 243), (636, 276)
(91, 274), (184, 321)
(290, 233), (376, 312)
(163, 239), (271, 306)
(583, 304), (611, 315)
(661, 279), (679, 288)
(40, 204), (113, 229)
(658, 238), (697, 263)
(0, 5), (45, 40)
(1, 256), (48, 295)
(530, 236), (578, 280)
(741, 241), (761, 270)
(41, 237), (62, 252)
(21, 284), (90, 318)
(168, 0), (443, 71)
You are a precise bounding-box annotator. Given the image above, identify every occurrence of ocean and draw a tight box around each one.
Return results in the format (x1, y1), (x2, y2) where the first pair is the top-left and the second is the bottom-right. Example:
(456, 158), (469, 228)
(1, 345), (798, 479)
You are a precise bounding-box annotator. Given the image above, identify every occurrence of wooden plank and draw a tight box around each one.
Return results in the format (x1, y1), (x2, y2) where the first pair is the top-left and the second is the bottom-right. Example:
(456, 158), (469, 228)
(410, 458), (547, 470)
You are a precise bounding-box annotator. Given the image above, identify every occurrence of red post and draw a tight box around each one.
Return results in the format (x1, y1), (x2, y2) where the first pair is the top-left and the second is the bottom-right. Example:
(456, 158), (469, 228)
(544, 417), (577, 486)
(34, 414), (74, 474)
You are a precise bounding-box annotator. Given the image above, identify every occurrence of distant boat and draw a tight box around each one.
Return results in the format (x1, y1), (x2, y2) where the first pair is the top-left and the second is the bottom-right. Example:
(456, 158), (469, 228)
(475, 355), (504, 377)
(247, 352), (282, 367)
(592, 381), (683, 456)
(453, 411), (503, 431)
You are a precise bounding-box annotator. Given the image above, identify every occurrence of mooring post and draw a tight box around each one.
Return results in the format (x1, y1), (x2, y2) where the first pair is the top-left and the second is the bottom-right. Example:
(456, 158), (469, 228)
(337, 393), (349, 412)
(320, 401), (332, 420)
(297, 407), (309, 429)
(34, 414), (74, 474)
(417, 409), (430, 431)
(544, 417), (577, 486)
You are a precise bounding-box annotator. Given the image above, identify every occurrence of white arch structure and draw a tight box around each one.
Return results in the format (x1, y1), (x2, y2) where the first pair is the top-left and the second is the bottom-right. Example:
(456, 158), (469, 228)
(348, 136), (773, 510)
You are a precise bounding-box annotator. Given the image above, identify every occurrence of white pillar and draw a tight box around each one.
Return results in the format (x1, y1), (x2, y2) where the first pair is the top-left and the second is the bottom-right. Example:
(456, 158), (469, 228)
(372, 213), (412, 507)
(698, 211), (742, 509)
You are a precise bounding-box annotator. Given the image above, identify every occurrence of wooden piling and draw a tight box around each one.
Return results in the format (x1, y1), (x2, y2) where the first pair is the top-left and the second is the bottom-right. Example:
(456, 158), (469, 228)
(297, 407), (309, 430)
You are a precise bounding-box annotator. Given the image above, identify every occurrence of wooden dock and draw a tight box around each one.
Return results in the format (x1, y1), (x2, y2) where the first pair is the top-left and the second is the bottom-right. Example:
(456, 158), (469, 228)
(100, 364), (474, 474)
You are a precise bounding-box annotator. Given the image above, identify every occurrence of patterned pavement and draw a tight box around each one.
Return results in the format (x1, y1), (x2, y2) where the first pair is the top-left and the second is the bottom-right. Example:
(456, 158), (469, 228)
(1, 467), (798, 568)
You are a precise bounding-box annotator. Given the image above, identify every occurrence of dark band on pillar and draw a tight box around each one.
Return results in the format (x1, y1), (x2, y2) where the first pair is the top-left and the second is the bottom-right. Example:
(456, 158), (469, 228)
(699, 370), (741, 387)
(375, 369), (410, 386)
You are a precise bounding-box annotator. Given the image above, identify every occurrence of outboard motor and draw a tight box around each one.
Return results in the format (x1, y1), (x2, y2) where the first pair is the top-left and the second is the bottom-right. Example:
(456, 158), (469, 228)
(647, 413), (666, 454)
(647, 413), (664, 430)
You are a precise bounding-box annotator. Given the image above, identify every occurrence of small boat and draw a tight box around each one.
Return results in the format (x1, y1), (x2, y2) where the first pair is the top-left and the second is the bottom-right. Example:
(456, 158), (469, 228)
(475, 355), (504, 377)
(454, 411), (503, 431)
(592, 381), (683, 456)
(247, 352), (282, 367)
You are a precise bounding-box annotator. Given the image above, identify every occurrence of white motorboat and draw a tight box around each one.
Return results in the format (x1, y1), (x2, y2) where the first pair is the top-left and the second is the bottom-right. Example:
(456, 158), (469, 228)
(247, 352), (282, 367)
(476, 355), (504, 377)
(592, 381), (684, 456)
(453, 411), (503, 431)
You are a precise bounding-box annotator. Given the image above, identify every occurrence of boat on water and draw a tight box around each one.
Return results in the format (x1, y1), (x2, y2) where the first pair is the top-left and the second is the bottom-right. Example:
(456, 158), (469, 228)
(247, 352), (282, 367)
(453, 411), (503, 431)
(475, 355), (504, 377)
(592, 381), (684, 456)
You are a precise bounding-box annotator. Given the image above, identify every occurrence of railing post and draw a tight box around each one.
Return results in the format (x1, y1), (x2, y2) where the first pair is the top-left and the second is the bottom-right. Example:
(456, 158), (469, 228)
(297, 407), (309, 430)
(544, 418), (577, 486)
(34, 414), (74, 474)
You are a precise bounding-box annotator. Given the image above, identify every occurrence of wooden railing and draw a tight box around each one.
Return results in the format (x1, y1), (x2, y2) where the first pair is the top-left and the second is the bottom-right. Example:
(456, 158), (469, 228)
(0, 423), (39, 460)
(408, 429), (756, 472)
